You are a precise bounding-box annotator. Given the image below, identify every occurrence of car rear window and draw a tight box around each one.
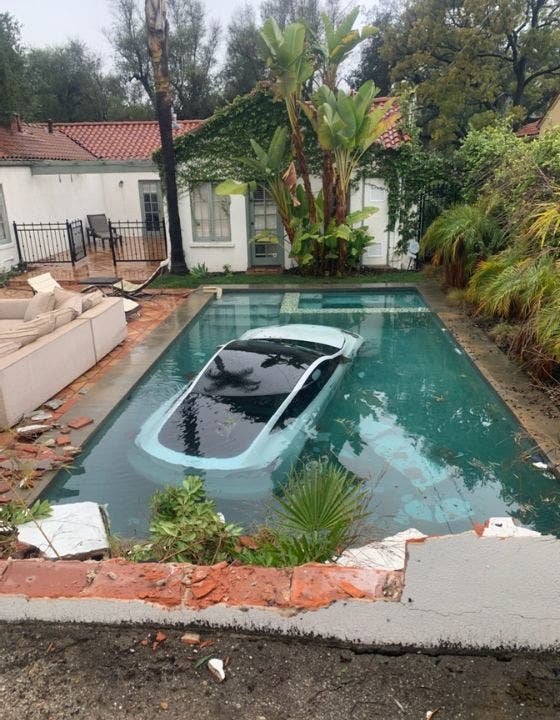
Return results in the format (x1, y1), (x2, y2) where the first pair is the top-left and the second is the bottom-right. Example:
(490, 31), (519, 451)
(157, 339), (331, 459)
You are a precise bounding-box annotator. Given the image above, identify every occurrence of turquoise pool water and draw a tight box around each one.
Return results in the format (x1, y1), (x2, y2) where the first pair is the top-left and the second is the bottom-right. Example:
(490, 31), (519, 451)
(44, 290), (560, 538)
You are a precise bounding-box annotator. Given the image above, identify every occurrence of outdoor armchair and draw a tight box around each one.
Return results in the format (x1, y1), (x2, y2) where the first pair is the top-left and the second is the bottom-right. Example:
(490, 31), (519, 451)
(86, 214), (122, 250)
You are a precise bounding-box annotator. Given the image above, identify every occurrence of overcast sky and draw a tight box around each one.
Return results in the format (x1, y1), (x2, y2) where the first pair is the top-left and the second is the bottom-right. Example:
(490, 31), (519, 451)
(3, 0), (263, 64)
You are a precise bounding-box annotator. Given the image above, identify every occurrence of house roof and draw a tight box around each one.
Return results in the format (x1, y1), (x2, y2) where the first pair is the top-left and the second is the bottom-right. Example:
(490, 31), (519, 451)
(0, 118), (204, 163)
(372, 96), (407, 150)
(516, 93), (560, 139)
(516, 120), (541, 138)
(55, 119), (204, 160)
(0, 123), (96, 161)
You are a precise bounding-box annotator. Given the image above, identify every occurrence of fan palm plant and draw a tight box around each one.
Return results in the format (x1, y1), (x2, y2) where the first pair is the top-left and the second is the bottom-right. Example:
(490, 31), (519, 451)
(420, 203), (505, 287)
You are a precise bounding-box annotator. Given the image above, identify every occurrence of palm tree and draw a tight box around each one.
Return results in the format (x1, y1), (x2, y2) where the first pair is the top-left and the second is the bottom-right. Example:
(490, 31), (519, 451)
(145, 0), (187, 274)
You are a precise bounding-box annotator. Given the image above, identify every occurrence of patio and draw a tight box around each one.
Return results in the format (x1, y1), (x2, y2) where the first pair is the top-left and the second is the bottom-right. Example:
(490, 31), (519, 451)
(8, 247), (164, 287)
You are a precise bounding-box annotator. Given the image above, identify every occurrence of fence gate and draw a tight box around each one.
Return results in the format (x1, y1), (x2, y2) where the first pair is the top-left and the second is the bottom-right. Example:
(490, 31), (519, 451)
(13, 220), (87, 266)
(67, 219), (86, 263)
(108, 219), (168, 265)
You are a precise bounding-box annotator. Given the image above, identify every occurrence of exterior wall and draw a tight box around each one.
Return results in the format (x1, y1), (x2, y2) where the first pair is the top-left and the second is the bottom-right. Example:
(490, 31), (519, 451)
(178, 188), (249, 272)
(541, 95), (560, 133)
(176, 176), (413, 272)
(0, 164), (161, 271)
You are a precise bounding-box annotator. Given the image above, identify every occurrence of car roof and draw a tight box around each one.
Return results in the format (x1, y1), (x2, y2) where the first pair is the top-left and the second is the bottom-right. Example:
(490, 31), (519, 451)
(240, 324), (346, 351)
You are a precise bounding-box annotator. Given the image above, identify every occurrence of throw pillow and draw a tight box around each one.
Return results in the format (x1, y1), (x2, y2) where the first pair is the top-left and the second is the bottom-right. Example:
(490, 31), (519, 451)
(53, 287), (82, 317)
(36, 306), (75, 330)
(23, 291), (55, 322)
(81, 289), (105, 311)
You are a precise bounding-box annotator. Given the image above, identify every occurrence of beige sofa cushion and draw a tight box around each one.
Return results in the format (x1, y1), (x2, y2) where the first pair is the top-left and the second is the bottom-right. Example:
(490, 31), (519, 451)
(0, 315), (56, 347)
(37, 306), (75, 330)
(0, 319), (20, 332)
(0, 341), (21, 358)
(23, 291), (55, 322)
(53, 287), (82, 317)
(81, 289), (105, 311)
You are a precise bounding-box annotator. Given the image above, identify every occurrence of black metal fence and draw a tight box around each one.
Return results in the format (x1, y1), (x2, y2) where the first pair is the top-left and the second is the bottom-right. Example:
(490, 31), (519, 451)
(13, 220), (87, 266)
(108, 219), (168, 265)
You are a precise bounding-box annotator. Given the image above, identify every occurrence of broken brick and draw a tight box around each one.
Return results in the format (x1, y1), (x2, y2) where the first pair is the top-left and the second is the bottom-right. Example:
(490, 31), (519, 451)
(67, 416), (94, 430)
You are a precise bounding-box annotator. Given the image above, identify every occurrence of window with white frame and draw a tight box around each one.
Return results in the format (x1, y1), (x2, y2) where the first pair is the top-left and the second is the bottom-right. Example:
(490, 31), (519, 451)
(0, 186), (11, 245)
(191, 183), (231, 242)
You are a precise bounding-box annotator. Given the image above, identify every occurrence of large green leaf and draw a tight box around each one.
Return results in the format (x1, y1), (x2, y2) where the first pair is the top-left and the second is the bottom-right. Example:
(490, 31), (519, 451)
(215, 179), (256, 196)
(347, 206), (380, 225)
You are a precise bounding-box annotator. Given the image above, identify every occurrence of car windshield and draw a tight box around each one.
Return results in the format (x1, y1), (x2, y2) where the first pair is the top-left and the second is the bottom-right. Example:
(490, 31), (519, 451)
(158, 339), (331, 459)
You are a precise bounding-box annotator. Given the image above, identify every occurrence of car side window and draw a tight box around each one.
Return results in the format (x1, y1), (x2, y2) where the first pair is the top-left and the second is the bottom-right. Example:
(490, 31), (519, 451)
(271, 358), (339, 431)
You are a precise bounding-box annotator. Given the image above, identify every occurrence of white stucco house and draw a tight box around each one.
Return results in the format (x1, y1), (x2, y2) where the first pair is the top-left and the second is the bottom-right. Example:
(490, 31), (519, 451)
(0, 116), (201, 272)
(173, 89), (412, 273)
(0, 92), (411, 274)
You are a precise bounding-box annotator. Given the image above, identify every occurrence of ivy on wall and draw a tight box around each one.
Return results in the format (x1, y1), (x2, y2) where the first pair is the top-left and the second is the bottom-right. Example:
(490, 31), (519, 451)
(173, 86), (322, 187)
(170, 85), (458, 252)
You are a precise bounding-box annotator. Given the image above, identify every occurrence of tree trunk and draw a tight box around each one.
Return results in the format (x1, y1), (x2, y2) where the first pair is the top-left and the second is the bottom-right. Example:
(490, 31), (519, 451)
(335, 179), (347, 274)
(145, 0), (187, 275)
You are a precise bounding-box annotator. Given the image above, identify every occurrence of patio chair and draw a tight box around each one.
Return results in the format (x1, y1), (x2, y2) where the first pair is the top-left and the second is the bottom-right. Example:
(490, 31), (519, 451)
(86, 214), (122, 250)
(27, 272), (140, 320)
(111, 258), (169, 298)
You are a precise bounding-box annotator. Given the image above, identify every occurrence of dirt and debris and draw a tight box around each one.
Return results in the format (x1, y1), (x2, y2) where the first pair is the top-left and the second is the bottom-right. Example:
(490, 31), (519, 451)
(0, 622), (559, 719)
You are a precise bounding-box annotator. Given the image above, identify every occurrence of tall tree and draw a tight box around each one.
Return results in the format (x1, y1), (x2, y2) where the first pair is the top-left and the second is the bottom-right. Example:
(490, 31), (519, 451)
(347, 3), (396, 96)
(109, 0), (220, 119)
(260, 0), (322, 34)
(24, 41), (122, 122)
(381, 0), (560, 147)
(0, 13), (25, 125)
(221, 4), (267, 102)
(145, 0), (187, 274)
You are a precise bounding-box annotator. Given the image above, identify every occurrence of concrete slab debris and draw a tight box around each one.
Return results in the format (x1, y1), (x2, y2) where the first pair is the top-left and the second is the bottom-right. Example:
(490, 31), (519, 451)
(16, 502), (109, 559)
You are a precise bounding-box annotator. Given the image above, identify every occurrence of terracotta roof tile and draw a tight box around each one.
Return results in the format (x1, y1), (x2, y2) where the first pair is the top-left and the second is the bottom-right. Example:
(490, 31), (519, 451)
(56, 120), (204, 160)
(516, 120), (541, 138)
(371, 97), (408, 149)
(0, 124), (95, 161)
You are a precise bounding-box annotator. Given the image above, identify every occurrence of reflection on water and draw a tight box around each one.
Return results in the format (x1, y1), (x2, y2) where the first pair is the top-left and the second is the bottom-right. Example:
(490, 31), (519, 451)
(44, 291), (560, 538)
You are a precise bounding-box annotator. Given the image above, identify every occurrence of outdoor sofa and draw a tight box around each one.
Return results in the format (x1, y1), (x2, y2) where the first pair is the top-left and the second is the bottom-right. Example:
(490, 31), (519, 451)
(0, 288), (127, 428)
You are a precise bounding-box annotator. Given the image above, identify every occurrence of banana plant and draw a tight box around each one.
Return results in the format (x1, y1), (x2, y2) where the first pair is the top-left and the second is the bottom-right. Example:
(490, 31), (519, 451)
(215, 126), (297, 243)
(320, 8), (377, 90)
(302, 80), (396, 270)
(258, 18), (316, 224)
(316, 9), (377, 238)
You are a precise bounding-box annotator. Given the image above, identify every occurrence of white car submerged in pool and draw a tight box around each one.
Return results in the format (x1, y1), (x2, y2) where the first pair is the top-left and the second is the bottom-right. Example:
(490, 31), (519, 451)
(136, 324), (363, 472)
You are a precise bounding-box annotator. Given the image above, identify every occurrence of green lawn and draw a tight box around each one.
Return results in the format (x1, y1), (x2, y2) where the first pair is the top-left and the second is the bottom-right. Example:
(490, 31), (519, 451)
(153, 269), (427, 289)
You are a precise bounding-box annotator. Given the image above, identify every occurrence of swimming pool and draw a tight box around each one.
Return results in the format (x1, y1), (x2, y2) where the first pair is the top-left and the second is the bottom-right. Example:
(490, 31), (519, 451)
(44, 290), (560, 538)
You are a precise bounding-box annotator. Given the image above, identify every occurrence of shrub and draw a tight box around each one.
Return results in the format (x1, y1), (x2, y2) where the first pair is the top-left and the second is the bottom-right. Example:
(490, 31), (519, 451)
(420, 203), (505, 287)
(132, 476), (242, 564)
(236, 460), (371, 567)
